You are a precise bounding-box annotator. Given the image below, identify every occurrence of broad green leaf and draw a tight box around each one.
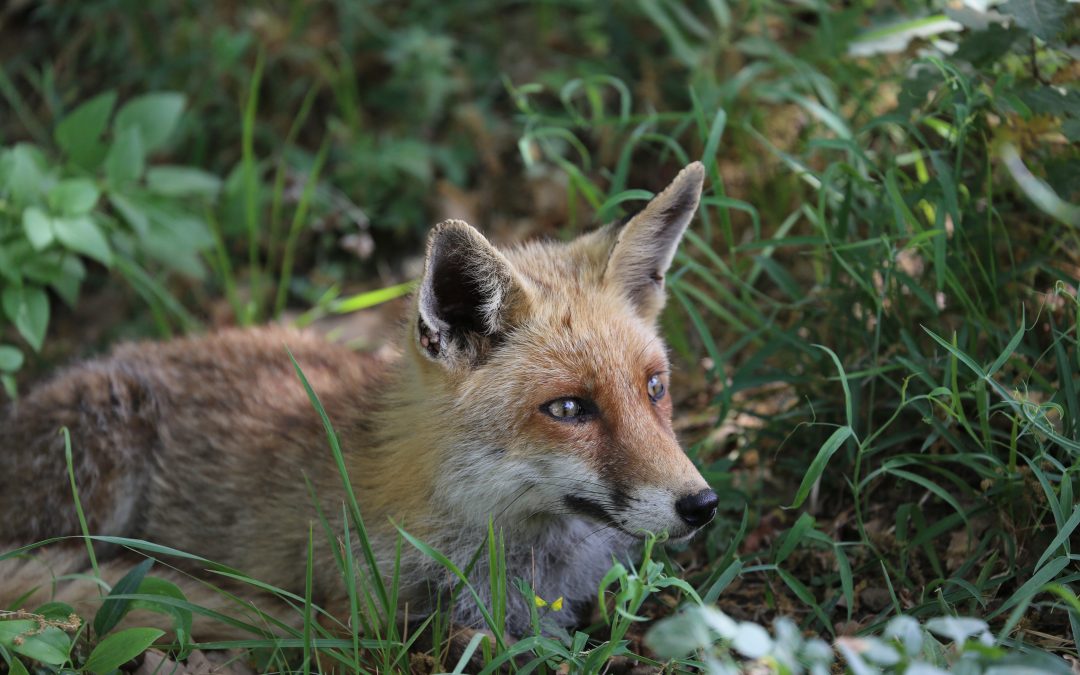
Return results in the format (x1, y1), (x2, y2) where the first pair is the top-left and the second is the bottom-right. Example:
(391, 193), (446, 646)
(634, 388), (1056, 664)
(83, 628), (163, 674)
(1063, 119), (1080, 143)
(114, 93), (185, 152)
(0, 621), (71, 666)
(22, 206), (54, 250)
(137, 206), (214, 278)
(1, 286), (50, 352)
(132, 577), (192, 656)
(6, 144), (45, 206)
(94, 558), (154, 636)
(0, 247), (15, 283)
(1000, 0), (1069, 40)
(34, 602), (77, 622)
(54, 216), (113, 265)
(1, 374), (15, 398)
(925, 617), (991, 644)
(51, 255), (86, 308)
(1018, 86), (1080, 117)
(146, 166), (222, 196)
(105, 126), (145, 186)
(109, 193), (151, 237)
(954, 24), (1024, 65)
(0, 344), (23, 372)
(731, 621), (772, 659)
(20, 255), (65, 286)
(884, 616), (923, 653)
(643, 607), (714, 659)
(54, 91), (116, 169)
(47, 178), (101, 217)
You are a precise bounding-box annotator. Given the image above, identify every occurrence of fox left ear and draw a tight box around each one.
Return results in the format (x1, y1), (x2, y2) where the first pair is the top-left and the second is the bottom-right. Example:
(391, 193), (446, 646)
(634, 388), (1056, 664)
(604, 161), (705, 321)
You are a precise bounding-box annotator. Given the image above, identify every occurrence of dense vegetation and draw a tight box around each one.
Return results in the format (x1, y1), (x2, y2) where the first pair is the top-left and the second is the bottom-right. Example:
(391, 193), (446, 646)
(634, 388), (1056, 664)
(1, 0), (1078, 672)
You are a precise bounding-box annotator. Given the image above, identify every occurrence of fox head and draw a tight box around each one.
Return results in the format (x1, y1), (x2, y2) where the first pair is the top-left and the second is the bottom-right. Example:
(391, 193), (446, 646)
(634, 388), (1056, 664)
(409, 162), (716, 542)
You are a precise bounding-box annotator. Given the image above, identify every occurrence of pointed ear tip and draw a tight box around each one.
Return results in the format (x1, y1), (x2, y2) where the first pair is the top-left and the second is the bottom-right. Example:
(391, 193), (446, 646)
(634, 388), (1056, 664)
(427, 218), (489, 247)
(430, 218), (476, 236)
(681, 161), (706, 185)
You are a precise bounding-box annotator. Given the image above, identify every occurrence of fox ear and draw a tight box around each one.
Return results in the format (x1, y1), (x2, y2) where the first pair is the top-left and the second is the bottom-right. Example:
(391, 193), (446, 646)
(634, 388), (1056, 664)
(416, 220), (525, 367)
(603, 161), (704, 321)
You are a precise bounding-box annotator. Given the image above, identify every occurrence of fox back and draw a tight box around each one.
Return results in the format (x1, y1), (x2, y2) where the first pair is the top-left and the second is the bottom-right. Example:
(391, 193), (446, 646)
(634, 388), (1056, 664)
(0, 162), (715, 639)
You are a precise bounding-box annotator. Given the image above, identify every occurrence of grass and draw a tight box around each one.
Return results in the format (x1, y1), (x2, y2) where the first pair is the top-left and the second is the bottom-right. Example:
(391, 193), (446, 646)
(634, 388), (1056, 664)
(1, 0), (1079, 672)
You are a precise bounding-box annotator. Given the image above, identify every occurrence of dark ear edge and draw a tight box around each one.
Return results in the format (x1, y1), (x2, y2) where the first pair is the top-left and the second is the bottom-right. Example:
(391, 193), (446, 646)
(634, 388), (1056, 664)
(416, 219), (523, 366)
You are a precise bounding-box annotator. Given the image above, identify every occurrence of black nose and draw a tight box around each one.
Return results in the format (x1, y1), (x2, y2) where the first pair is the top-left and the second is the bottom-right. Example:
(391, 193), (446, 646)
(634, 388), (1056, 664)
(675, 489), (718, 528)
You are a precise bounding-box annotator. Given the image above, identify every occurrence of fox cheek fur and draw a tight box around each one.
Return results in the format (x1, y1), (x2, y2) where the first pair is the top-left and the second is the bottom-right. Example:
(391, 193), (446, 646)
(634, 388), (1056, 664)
(0, 161), (716, 638)
(413, 161), (715, 560)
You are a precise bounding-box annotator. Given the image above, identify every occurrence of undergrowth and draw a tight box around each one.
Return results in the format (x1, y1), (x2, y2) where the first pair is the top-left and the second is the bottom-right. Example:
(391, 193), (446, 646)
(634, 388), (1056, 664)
(1, 0), (1078, 673)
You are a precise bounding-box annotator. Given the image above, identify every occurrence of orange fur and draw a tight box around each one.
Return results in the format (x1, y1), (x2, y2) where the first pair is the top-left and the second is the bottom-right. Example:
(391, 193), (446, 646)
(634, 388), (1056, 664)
(0, 162), (714, 640)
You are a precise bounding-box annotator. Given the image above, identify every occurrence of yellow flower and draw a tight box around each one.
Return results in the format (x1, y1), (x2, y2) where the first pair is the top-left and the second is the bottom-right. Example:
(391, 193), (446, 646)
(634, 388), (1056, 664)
(534, 595), (547, 608)
(551, 597), (564, 612)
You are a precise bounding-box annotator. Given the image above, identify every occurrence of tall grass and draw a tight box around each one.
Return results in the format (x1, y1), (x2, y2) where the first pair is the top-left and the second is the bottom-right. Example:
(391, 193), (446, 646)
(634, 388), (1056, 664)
(1, 0), (1078, 671)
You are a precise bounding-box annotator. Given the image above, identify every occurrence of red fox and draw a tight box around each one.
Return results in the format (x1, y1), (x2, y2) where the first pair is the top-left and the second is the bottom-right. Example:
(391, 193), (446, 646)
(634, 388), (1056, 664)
(0, 162), (716, 641)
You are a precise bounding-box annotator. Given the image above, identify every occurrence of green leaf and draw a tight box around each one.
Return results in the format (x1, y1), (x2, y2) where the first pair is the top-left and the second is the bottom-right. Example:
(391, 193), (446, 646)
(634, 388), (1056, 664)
(34, 602), (77, 622)
(146, 166), (222, 196)
(992, 556), (1071, 618)
(954, 24), (1024, 66)
(1035, 505), (1080, 571)
(22, 207), (54, 250)
(1, 286), (50, 352)
(0, 645), (30, 675)
(332, 280), (417, 313)
(132, 577), (192, 657)
(105, 126), (145, 186)
(83, 628), (163, 674)
(775, 512), (815, 565)
(1061, 119), (1080, 143)
(0, 345), (23, 372)
(785, 425), (853, 509)
(94, 558), (154, 636)
(109, 193), (151, 237)
(0, 621), (71, 666)
(5, 144), (45, 206)
(137, 205), (214, 279)
(50, 255), (86, 308)
(731, 621), (773, 659)
(1018, 86), (1080, 117)
(1000, 0), (1069, 41)
(114, 93), (185, 153)
(55, 91), (116, 170)
(47, 178), (101, 217)
(54, 216), (113, 265)
(848, 14), (964, 56)
(925, 617), (990, 644)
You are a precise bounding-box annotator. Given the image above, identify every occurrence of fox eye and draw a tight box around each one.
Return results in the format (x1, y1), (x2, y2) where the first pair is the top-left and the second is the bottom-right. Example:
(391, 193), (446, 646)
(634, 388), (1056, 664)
(647, 374), (666, 402)
(542, 398), (594, 421)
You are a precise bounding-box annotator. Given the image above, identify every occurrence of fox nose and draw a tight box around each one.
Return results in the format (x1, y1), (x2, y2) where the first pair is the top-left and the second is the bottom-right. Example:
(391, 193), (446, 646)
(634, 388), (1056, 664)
(675, 489), (719, 528)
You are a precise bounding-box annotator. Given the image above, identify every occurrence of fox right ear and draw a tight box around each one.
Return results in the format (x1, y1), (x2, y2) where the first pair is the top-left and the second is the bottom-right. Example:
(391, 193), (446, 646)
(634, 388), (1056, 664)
(416, 220), (526, 368)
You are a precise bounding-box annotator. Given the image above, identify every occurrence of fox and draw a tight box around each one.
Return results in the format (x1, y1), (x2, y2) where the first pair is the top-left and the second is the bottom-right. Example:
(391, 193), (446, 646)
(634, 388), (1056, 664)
(0, 162), (717, 646)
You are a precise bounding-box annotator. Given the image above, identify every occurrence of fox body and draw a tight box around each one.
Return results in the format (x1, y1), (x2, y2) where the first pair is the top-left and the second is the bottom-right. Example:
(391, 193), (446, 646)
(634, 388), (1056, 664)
(0, 163), (715, 638)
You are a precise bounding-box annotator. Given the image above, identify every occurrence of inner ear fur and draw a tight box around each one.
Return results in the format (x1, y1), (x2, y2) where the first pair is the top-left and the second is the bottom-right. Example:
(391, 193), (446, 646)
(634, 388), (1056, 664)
(417, 219), (526, 367)
(603, 161), (704, 321)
